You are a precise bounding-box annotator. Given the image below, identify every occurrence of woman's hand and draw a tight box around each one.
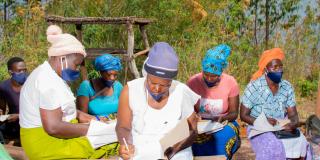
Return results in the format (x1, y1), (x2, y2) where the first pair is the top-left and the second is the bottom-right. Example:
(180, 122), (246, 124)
(282, 122), (296, 132)
(267, 117), (278, 126)
(77, 110), (95, 123)
(7, 114), (19, 122)
(119, 144), (135, 160)
(164, 146), (178, 160)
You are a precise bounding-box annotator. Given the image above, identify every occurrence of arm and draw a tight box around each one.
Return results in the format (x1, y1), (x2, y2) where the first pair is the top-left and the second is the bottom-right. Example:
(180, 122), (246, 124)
(40, 107), (89, 138)
(283, 107), (299, 131)
(116, 85), (134, 160)
(165, 110), (199, 159)
(76, 96), (89, 113)
(0, 91), (7, 115)
(220, 95), (239, 122)
(240, 103), (255, 125)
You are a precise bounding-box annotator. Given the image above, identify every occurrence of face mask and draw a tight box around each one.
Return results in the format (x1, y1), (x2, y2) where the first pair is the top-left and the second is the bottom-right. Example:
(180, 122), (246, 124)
(11, 72), (28, 85)
(203, 77), (220, 88)
(266, 70), (283, 84)
(103, 80), (114, 88)
(146, 84), (167, 102)
(61, 56), (80, 82)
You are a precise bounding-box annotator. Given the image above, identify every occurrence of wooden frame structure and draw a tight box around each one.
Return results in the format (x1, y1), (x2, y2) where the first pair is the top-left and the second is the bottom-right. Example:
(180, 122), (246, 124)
(46, 15), (153, 81)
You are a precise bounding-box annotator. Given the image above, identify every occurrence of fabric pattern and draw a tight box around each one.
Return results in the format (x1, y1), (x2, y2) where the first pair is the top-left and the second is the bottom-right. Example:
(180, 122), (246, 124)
(241, 75), (296, 119)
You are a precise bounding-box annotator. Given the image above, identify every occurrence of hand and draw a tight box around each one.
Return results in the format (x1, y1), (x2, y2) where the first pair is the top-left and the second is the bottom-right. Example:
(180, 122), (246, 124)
(283, 122), (296, 132)
(267, 118), (277, 126)
(7, 114), (19, 122)
(187, 112), (200, 131)
(164, 146), (177, 160)
(119, 144), (135, 160)
(77, 111), (95, 123)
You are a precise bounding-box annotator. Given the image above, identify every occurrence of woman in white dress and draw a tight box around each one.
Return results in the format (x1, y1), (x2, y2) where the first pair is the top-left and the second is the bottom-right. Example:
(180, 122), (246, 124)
(116, 42), (200, 160)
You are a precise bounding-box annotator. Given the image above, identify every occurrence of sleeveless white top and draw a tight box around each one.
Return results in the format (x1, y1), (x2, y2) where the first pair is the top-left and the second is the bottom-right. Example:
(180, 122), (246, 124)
(128, 77), (200, 160)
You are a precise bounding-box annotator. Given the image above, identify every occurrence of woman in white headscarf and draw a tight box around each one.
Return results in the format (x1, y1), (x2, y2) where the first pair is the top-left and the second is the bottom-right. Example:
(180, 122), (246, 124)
(19, 25), (117, 159)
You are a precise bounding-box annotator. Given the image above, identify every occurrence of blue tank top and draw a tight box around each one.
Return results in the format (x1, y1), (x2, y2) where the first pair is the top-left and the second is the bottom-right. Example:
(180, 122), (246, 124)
(77, 80), (123, 116)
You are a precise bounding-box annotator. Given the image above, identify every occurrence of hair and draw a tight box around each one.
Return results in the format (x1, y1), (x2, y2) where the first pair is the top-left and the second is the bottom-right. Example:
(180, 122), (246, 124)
(7, 57), (24, 70)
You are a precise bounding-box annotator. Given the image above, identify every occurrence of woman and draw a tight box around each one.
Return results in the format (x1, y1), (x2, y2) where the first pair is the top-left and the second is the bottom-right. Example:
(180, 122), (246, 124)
(240, 48), (311, 160)
(19, 25), (117, 159)
(77, 54), (123, 120)
(116, 42), (200, 160)
(187, 44), (240, 159)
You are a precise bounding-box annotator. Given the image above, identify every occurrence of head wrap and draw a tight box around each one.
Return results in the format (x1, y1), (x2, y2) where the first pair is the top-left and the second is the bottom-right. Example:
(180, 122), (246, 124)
(251, 48), (285, 80)
(94, 54), (122, 71)
(144, 42), (179, 79)
(201, 44), (231, 75)
(46, 25), (86, 57)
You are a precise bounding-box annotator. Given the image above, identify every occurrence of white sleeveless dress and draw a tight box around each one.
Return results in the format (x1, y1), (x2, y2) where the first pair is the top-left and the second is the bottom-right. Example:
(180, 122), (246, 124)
(128, 77), (200, 160)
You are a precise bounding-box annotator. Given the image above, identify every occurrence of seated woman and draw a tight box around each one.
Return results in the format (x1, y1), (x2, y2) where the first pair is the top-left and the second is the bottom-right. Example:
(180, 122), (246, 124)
(240, 48), (311, 160)
(19, 25), (117, 159)
(77, 54), (123, 120)
(116, 42), (200, 160)
(187, 44), (240, 159)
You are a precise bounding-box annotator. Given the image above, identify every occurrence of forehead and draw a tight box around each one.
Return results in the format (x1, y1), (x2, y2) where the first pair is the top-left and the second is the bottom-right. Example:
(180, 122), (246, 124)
(147, 74), (171, 84)
(11, 61), (26, 69)
(266, 59), (282, 67)
(203, 71), (219, 77)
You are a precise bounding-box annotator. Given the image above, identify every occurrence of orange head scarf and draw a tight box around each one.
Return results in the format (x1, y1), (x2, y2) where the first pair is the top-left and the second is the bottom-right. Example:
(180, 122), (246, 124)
(251, 48), (285, 80)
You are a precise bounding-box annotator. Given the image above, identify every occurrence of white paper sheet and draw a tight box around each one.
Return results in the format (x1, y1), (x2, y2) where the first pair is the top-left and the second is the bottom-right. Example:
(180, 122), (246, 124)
(248, 112), (290, 138)
(159, 118), (189, 158)
(197, 120), (226, 134)
(0, 115), (9, 122)
(86, 120), (118, 149)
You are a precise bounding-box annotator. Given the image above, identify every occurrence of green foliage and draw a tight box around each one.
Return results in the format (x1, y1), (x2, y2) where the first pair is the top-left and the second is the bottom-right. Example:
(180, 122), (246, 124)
(0, 0), (318, 99)
(297, 79), (318, 97)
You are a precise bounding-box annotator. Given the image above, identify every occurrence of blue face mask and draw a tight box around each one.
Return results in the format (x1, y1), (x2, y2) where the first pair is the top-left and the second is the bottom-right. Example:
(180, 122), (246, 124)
(11, 72), (28, 85)
(146, 84), (167, 102)
(61, 56), (80, 82)
(103, 80), (114, 88)
(266, 71), (283, 84)
(203, 77), (220, 88)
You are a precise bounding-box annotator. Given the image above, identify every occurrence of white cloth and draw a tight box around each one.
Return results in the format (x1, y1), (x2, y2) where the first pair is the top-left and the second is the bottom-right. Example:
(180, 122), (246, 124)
(20, 61), (77, 128)
(281, 131), (308, 158)
(128, 78), (200, 160)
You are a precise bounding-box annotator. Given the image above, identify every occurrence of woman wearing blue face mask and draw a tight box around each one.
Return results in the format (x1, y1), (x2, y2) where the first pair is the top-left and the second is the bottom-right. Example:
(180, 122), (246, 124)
(240, 48), (312, 159)
(116, 42), (200, 160)
(77, 54), (123, 119)
(19, 25), (120, 159)
(187, 44), (241, 159)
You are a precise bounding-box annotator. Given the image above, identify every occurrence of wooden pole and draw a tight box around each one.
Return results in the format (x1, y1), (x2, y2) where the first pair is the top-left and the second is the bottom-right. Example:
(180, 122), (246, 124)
(139, 24), (150, 49)
(126, 22), (140, 80)
(76, 24), (88, 80)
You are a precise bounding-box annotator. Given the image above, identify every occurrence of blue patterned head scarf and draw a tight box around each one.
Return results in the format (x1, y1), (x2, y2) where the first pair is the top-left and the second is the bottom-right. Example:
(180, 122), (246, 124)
(201, 44), (231, 75)
(94, 54), (122, 71)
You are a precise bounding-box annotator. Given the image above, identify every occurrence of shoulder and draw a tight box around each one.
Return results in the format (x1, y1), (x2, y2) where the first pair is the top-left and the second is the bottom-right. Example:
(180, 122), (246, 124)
(280, 79), (294, 91)
(79, 80), (91, 87)
(221, 73), (238, 85)
(187, 73), (201, 85)
(0, 79), (10, 91)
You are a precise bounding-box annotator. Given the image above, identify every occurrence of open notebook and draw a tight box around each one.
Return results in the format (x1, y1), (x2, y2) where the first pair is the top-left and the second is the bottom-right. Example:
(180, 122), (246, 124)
(248, 112), (290, 138)
(197, 120), (227, 134)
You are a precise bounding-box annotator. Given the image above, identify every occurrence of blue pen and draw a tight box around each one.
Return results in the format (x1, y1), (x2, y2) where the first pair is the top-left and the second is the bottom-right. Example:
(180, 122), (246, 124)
(104, 115), (111, 121)
(95, 115), (100, 121)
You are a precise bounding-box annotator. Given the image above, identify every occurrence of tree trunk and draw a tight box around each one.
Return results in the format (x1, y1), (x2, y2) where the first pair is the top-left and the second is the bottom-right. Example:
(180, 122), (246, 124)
(4, 1), (7, 21)
(265, 0), (269, 49)
(254, 0), (258, 47)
